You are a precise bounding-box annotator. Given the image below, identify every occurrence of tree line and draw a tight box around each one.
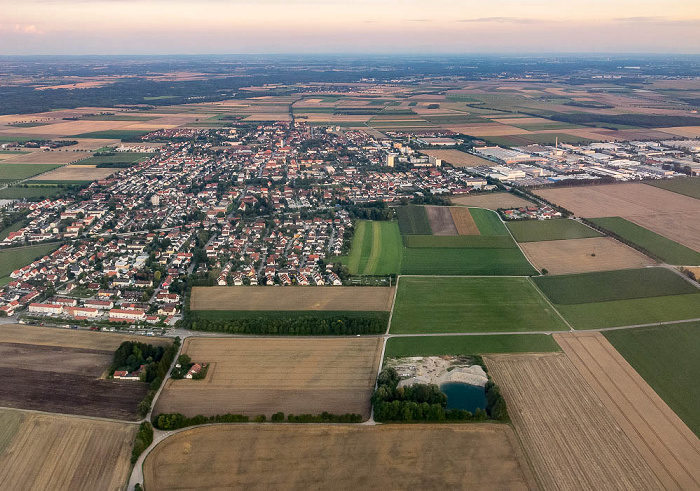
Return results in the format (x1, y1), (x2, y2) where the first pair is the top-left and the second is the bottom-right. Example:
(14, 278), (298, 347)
(153, 411), (363, 430)
(136, 337), (181, 417)
(372, 366), (509, 423)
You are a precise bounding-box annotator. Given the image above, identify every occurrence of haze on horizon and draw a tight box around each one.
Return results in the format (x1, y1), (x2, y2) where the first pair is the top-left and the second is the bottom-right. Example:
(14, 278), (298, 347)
(2, 0), (700, 56)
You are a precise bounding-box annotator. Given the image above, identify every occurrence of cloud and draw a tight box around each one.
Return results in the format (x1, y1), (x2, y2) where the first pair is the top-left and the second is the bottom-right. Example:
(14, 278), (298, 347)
(0, 23), (44, 34)
(458, 17), (539, 24)
(613, 16), (664, 22)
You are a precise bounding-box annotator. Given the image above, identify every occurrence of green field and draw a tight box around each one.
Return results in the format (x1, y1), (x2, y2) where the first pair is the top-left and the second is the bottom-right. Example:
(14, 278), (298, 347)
(556, 294), (700, 329)
(74, 152), (154, 166)
(0, 221), (26, 241)
(8, 122), (53, 128)
(469, 208), (509, 235)
(646, 178), (700, 200)
(402, 235), (516, 248)
(0, 185), (66, 199)
(507, 219), (601, 242)
(339, 221), (402, 275)
(0, 243), (59, 281)
(604, 322), (700, 437)
(28, 179), (93, 185)
(396, 206), (431, 235)
(80, 114), (155, 121)
(401, 247), (537, 276)
(71, 130), (148, 140)
(0, 164), (62, 182)
(589, 217), (700, 265)
(390, 277), (568, 334)
(384, 334), (561, 358)
(533, 267), (697, 305)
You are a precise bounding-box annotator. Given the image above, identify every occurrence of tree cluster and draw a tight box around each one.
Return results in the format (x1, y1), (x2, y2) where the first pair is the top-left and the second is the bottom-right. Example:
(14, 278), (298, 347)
(131, 422), (154, 464)
(111, 341), (167, 382)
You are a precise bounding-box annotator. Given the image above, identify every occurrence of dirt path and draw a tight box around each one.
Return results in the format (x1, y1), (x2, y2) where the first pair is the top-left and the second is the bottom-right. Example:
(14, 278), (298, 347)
(554, 332), (700, 490)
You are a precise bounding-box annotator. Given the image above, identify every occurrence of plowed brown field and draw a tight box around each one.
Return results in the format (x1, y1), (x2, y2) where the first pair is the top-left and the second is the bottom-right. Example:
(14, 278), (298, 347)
(520, 237), (655, 274)
(426, 206), (458, 235)
(189, 286), (394, 311)
(536, 183), (700, 253)
(144, 424), (536, 491)
(485, 353), (661, 490)
(555, 332), (700, 490)
(155, 337), (382, 419)
(0, 409), (136, 491)
(449, 207), (480, 235)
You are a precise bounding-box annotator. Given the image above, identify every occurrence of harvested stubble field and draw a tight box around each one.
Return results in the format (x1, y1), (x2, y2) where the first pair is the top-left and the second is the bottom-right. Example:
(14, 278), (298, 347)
(426, 205), (458, 235)
(536, 183), (700, 254)
(155, 337), (382, 419)
(555, 332), (700, 490)
(449, 206), (480, 235)
(144, 424), (535, 491)
(506, 219), (601, 243)
(189, 286), (394, 311)
(420, 149), (495, 167)
(520, 237), (655, 275)
(0, 325), (170, 420)
(485, 353), (662, 490)
(0, 409), (136, 491)
(31, 164), (118, 182)
(451, 192), (534, 210)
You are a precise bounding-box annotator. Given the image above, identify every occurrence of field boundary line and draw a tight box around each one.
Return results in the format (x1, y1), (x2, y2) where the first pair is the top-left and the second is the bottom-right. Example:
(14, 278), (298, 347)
(386, 275), (400, 334)
(526, 276), (574, 332)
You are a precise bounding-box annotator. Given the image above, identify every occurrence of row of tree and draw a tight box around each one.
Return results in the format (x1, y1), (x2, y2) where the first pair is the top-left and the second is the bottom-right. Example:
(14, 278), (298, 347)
(131, 422), (154, 464)
(153, 411), (362, 430)
(136, 338), (181, 417)
(183, 314), (387, 336)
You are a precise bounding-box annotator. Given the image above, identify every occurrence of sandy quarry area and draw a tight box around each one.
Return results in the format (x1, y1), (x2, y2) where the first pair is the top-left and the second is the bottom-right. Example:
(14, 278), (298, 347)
(387, 356), (488, 388)
(555, 332), (700, 490)
(189, 285), (394, 311)
(144, 424), (536, 491)
(485, 352), (662, 490)
(536, 183), (700, 253)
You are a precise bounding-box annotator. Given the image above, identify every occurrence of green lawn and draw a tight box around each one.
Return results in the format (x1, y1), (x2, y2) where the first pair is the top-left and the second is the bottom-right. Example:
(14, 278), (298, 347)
(533, 268), (697, 305)
(0, 243), (59, 280)
(390, 277), (568, 334)
(645, 178), (700, 200)
(604, 322), (700, 437)
(396, 206), (432, 235)
(71, 130), (148, 140)
(339, 221), (402, 275)
(507, 219), (601, 243)
(401, 247), (537, 276)
(589, 217), (700, 265)
(469, 208), (509, 235)
(74, 152), (154, 166)
(556, 294), (700, 329)
(402, 235), (516, 248)
(0, 185), (66, 200)
(384, 334), (561, 358)
(0, 164), (61, 182)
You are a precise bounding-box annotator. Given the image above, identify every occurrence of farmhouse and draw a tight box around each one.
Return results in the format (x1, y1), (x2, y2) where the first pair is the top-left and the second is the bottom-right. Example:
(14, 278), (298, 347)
(185, 363), (204, 379)
(113, 365), (146, 381)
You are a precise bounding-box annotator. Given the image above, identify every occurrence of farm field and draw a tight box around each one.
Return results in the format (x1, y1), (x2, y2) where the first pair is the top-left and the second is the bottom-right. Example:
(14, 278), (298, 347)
(0, 163), (61, 182)
(0, 409), (136, 491)
(506, 219), (601, 242)
(337, 220), (402, 275)
(451, 192), (534, 210)
(604, 322), (700, 438)
(71, 130), (147, 140)
(189, 286), (394, 311)
(30, 164), (117, 182)
(154, 337), (382, 419)
(402, 234), (515, 248)
(520, 237), (656, 275)
(535, 183), (700, 254)
(589, 217), (700, 265)
(646, 178), (700, 200)
(426, 206), (458, 235)
(0, 243), (59, 281)
(73, 152), (154, 166)
(533, 267), (697, 305)
(555, 332), (700, 488)
(401, 247), (537, 275)
(485, 353), (662, 490)
(420, 149), (496, 167)
(469, 207), (509, 235)
(0, 184), (67, 199)
(384, 334), (561, 358)
(390, 277), (568, 334)
(396, 205), (432, 235)
(449, 206), (479, 235)
(144, 424), (535, 491)
(553, 293), (700, 329)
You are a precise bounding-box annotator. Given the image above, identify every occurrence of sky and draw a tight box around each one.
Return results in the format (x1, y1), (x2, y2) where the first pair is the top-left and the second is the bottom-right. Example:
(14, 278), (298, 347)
(2, 0), (700, 55)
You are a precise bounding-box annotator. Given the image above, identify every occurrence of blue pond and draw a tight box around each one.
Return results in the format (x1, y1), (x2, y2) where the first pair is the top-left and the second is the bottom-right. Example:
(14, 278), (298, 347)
(441, 382), (487, 412)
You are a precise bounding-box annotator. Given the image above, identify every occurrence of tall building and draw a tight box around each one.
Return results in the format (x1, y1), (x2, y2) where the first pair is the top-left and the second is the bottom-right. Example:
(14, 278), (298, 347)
(386, 153), (398, 167)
